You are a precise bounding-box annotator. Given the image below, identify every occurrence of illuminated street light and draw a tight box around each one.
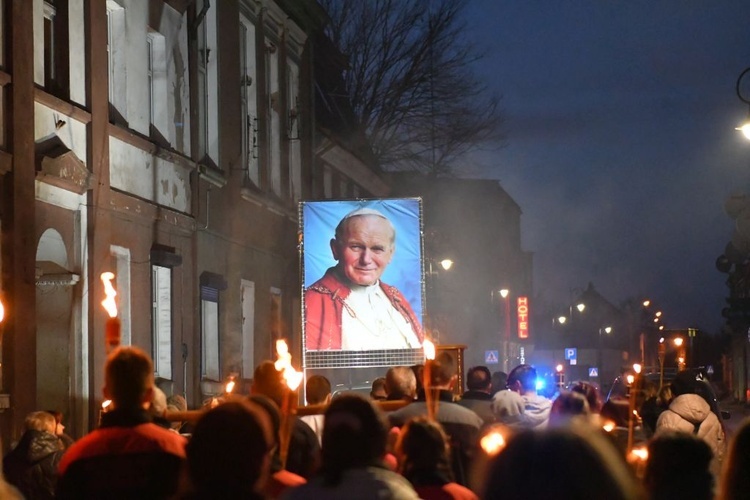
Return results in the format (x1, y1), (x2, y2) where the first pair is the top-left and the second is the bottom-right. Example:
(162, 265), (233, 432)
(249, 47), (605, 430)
(598, 326), (613, 381)
(439, 259), (453, 271)
(557, 316), (567, 324)
(499, 288), (509, 298)
(642, 300), (651, 307)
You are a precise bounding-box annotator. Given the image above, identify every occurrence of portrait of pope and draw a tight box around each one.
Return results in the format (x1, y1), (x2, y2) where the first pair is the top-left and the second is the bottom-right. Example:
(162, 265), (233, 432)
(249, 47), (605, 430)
(303, 201), (424, 351)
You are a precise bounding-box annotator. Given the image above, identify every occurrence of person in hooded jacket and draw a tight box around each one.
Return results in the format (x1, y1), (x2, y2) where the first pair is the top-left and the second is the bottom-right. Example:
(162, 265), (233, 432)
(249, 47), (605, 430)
(506, 364), (552, 429)
(3, 411), (65, 499)
(654, 371), (725, 477)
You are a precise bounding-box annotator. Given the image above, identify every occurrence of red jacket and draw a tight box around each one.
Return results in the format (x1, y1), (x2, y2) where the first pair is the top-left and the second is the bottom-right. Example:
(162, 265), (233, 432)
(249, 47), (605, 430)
(304, 268), (423, 350)
(57, 409), (186, 499)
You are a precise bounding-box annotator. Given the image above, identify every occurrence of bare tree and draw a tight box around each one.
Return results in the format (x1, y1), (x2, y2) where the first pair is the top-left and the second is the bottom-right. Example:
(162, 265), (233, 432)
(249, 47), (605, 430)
(320, 0), (502, 175)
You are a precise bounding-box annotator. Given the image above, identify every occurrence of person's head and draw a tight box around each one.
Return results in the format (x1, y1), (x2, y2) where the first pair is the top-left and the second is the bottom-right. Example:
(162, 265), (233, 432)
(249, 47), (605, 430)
(482, 423), (641, 500)
(330, 209), (396, 287)
(719, 417), (750, 500)
(670, 371), (697, 397)
(167, 394), (187, 412)
(187, 400), (273, 497)
(385, 366), (417, 400)
(645, 431), (713, 500)
(549, 391), (590, 427)
(103, 346), (155, 410)
(491, 390), (525, 426)
(321, 394), (388, 485)
(658, 384), (674, 407)
(46, 410), (65, 436)
(306, 375), (332, 405)
(425, 352), (457, 390)
(466, 366), (492, 393)
(25, 411), (57, 434)
(570, 381), (602, 413)
(150, 386), (168, 416)
(395, 417), (453, 482)
(251, 360), (285, 406)
(491, 371), (508, 395)
(370, 377), (388, 400)
(247, 394), (283, 473)
(506, 364), (537, 395)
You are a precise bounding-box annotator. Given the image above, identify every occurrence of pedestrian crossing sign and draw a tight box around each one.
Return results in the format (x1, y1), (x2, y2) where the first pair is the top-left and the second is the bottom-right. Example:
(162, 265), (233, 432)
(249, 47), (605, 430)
(485, 350), (499, 364)
(589, 367), (599, 378)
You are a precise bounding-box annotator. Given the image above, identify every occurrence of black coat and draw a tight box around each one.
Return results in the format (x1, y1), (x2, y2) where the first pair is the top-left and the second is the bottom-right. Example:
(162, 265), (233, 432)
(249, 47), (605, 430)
(3, 430), (65, 500)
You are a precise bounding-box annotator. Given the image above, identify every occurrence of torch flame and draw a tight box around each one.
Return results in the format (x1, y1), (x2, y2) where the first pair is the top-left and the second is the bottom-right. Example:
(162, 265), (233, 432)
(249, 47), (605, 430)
(480, 430), (506, 456)
(423, 338), (436, 361)
(100, 272), (118, 318)
(602, 420), (616, 432)
(225, 380), (236, 394)
(275, 340), (303, 391)
(630, 446), (648, 461)
(0, 298), (5, 323)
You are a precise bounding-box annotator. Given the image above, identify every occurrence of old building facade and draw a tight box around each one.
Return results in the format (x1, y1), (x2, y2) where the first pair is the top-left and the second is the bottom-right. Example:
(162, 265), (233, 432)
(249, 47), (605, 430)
(0, 0), (391, 447)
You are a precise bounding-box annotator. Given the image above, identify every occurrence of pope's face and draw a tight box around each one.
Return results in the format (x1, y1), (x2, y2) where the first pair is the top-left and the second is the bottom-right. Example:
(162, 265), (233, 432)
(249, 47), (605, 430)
(331, 215), (395, 286)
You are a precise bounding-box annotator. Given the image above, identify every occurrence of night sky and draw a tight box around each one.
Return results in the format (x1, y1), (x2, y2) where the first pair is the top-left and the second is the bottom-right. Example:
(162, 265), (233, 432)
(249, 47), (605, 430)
(464, 1), (750, 333)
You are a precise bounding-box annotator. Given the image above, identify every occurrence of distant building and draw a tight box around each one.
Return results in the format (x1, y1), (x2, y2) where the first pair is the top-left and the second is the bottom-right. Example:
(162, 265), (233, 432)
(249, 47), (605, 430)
(389, 173), (533, 372)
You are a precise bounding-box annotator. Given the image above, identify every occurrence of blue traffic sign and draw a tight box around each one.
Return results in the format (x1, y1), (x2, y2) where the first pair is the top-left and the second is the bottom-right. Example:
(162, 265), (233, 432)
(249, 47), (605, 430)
(565, 348), (577, 360)
(589, 367), (599, 378)
(485, 350), (499, 364)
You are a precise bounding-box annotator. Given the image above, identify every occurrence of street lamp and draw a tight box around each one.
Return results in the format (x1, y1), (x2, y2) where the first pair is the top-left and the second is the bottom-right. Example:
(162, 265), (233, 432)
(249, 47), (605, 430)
(499, 288), (511, 372)
(598, 326), (612, 380)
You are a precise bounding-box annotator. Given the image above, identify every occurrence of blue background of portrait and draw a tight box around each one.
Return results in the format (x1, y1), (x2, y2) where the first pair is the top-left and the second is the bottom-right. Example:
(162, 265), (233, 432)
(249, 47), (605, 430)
(301, 198), (423, 324)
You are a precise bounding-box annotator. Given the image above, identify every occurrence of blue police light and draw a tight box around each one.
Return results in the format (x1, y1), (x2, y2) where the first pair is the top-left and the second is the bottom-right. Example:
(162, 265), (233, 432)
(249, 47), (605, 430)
(535, 378), (545, 391)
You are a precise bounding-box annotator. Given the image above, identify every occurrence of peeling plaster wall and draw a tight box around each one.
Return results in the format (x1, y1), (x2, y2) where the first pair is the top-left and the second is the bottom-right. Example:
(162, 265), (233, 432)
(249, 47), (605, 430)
(34, 102), (88, 166)
(109, 136), (190, 212)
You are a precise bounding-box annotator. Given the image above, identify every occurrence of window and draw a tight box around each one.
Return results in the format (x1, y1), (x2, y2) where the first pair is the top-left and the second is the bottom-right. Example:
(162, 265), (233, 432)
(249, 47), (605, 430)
(146, 30), (168, 137)
(106, 1), (126, 119)
(265, 38), (280, 195)
(152, 265), (172, 379)
(239, 15), (259, 185)
(287, 61), (301, 201)
(196, 0), (218, 163)
(43, 2), (56, 86)
(111, 245), (132, 346)
(269, 287), (282, 342)
(241, 280), (255, 377)
(146, 36), (153, 124)
(201, 286), (220, 380)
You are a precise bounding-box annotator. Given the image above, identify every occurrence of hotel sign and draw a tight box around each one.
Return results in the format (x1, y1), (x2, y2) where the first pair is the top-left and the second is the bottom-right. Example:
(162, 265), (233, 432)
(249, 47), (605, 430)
(517, 296), (529, 339)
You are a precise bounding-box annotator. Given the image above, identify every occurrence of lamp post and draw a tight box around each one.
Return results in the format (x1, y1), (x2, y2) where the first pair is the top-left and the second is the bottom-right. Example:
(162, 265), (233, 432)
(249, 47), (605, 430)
(425, 258), (454, 340)
(500, 288), (511, 372)
(598, 326), (612, 380)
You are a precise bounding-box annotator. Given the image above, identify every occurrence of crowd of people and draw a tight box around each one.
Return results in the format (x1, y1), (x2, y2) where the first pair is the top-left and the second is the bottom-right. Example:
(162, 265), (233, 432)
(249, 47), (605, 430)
(1, 346), (750, 499)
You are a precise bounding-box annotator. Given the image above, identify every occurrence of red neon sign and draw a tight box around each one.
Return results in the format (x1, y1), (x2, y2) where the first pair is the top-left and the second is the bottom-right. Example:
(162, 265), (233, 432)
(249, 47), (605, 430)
(517, 296), (529, 339)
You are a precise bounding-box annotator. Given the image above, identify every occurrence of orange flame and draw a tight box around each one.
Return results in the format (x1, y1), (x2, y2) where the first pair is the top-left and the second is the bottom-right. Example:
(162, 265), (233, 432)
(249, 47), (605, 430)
(225, 380), (236, 394)
(480, 430), (506, 456)
(100, 272), (118, 318)
(275, 340), (303, 390)
(0, 298), (5, 323)
(423, 338), (436, 360)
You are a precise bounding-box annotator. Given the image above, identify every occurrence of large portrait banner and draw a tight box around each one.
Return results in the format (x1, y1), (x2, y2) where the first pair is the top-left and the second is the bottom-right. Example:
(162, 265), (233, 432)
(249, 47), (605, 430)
(300, 198), (425, 369)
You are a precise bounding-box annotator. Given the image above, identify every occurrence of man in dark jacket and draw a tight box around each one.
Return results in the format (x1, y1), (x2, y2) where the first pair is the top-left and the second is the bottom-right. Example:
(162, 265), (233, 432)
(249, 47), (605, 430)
(457, 365), (495, 425)
(388, 352), (483, 487)
(3, 411), (65, 499)
(56, 346), (186, 499)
